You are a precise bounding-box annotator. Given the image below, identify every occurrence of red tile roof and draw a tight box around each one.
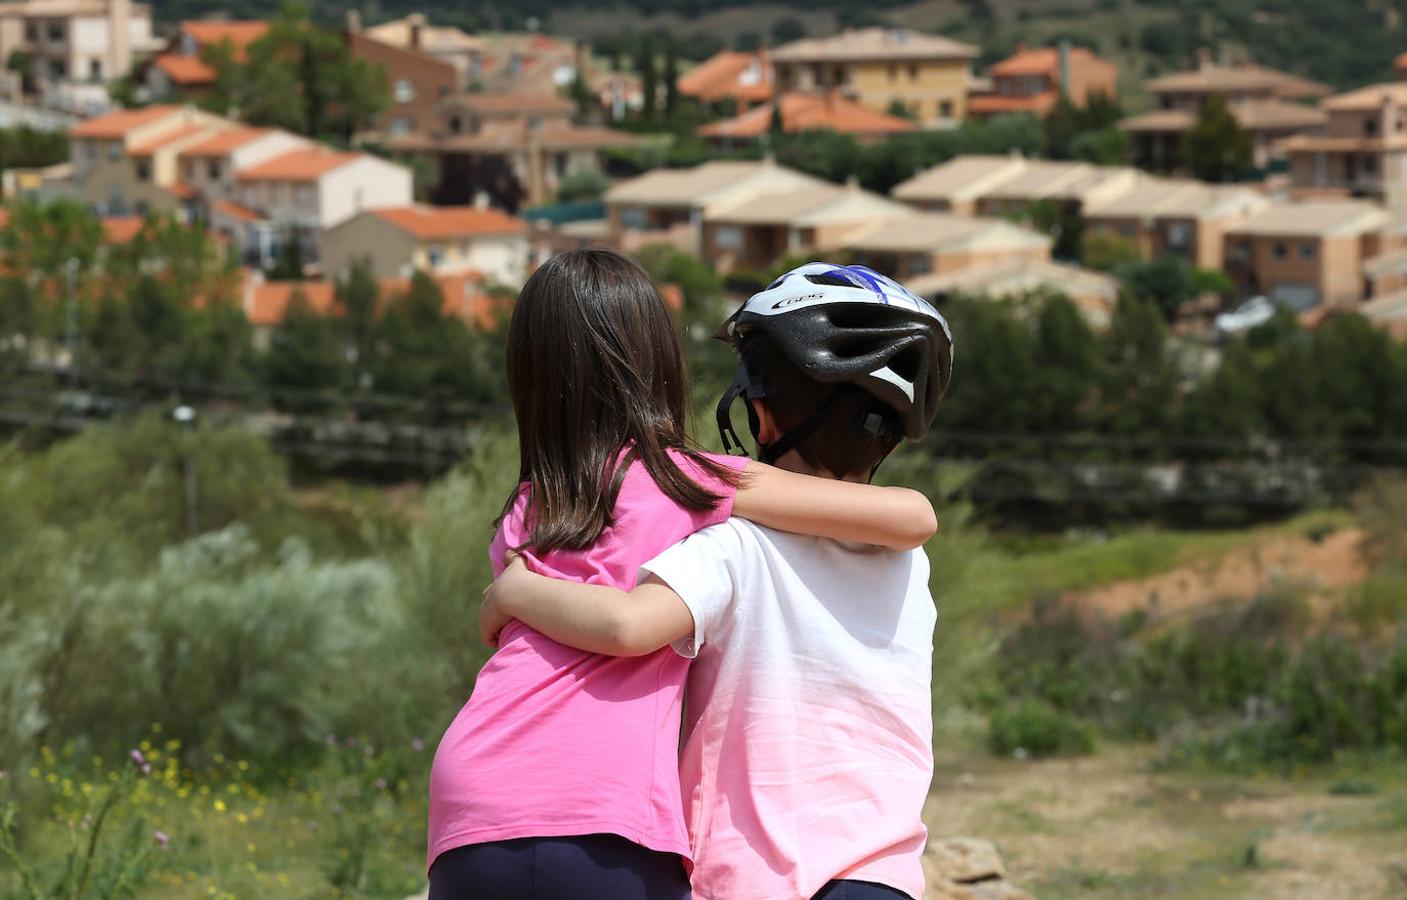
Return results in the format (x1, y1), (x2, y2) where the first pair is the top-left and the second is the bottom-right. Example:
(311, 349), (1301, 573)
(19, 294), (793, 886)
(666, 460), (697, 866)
(179, 21), (269, 58)
(698, 92), (917, 139)
(180, 127), (273, 157)
(991, 46), (1108, 77)
(236, 148), (359, 182)
(165, 182), (198, 199)
(153, 53), (217, 86)
(678, 51), (773, 105)
(246, 280), (337, 326)
(370, 206), (525, 239)
(969, 91), (1060, 116)
(101, 217), (145, 244)
(212, 199), (263, 223)
(70, 105), (181, 139)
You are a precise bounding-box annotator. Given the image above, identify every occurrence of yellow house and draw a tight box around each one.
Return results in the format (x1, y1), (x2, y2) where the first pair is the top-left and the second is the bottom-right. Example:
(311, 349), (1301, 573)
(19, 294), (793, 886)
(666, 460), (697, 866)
(770, 27), (978, 125)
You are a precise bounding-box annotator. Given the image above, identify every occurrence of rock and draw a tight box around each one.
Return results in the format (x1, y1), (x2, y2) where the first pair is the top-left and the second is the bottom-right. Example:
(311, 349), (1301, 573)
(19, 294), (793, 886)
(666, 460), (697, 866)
(924, 837), (1006, 883)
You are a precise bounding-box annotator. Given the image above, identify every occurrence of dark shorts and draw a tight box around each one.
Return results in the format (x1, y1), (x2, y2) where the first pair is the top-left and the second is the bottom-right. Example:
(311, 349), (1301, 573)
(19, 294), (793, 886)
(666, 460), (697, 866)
(812, 880), (913, 900)
(427, 834), (691, 900)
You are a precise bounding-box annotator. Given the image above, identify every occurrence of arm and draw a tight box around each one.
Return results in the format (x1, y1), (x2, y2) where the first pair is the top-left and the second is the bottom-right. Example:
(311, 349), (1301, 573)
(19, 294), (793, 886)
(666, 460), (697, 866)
(731, 460), (937, 551)
(482, 557), (692, 657)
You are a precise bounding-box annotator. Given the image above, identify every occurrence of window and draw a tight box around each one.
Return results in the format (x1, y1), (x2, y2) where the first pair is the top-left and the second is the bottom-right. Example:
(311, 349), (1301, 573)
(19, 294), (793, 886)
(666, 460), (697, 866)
(47, 22), (65, 43)
(389, 116), (413, 135)
(1118, 223), (1136, 237)
(25, 23), (37, 42)
(82, 141), (97, 162)
(295, 185), (312, 206)
(1167, 222), (1191, 250)
(179, 33), (197, 56)
(939, 100), (953, 118)
(620, 206), (646, 229)
(88, 60), (102, 82)
(1228, 240), (1251, 263)
(135, 159), (150, 181)
(1272, 241), (1287, 259)
(1364, 154), (1379, 175)
(908, 64), (919, 81)
(105, 141), (119, 161)
(208, 159), (222, 180)
(713, 225), (743, 251)
(428, 243), (445, 266)
(1365, 118), (1379, 137)
(908, 253), (933, 275)
(1299, 242), (1315, 260)
(394, 78), (416, 103)
(49, 60), (65, 79)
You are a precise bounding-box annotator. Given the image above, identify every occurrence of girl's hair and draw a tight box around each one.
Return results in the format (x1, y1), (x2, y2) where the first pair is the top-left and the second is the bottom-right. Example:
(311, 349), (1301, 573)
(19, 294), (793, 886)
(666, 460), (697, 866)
(501, 248), (738, 553)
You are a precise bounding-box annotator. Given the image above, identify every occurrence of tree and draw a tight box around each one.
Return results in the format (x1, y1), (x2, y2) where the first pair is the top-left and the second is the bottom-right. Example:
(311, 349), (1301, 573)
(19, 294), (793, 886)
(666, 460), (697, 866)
(206, 3), (389, 142)
(1116, 255), (1231, 321)
(1045, 94), (1082, 160)
(1179, 93), (1252, 182)
(662, 36), (680, 121)
(1098, 294), (1179, 438)
(1181, 339), (1263, 443)
(1068, 127), (1128, 165)
(1031, 292), (1100, 432)
(261, 291), (349, 406)
(636, 33), (657, 123)
(1081, 230), (1142, 272)
(335, 259), (380, 382)
(886, 98), (916, 120)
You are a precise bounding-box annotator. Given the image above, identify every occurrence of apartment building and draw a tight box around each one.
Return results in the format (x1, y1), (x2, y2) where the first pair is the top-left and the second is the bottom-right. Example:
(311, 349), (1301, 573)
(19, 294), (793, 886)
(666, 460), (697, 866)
(700, 178), (909, 271)
(1284, 83), (1407, 207)
(145, 20), (267, 99)
(1120, 54), (1329, 170)
(771, 27), (978, 125)
(1083, 179), (1269, 270)
(841, 212), (1051, 279)
(320, 204), (528, 285)
(345, 22), (456, 137)
(603, 158), (831, 254)
(893, 154), (1143, 223)
(908, 257), (1120, 327)
(1223, 201), (1391, 308)
(969, 44), (1117, 119)
(0, 0), (160, 87)
(698, 91), (916, 144)
(679, 50), (773, 112)
(387, 91), (638, 208)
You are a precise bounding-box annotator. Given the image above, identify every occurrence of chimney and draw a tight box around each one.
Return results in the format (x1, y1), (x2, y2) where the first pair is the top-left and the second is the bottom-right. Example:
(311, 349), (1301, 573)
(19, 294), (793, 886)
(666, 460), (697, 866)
(108, 0), (132, 81)
(408, 13), (426, 51)
(346, 9), (362, 33)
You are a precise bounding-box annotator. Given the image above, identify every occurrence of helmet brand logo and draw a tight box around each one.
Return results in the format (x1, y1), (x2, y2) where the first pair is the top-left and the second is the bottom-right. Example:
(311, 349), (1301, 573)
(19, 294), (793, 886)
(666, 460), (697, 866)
(771, 292), (824, 309)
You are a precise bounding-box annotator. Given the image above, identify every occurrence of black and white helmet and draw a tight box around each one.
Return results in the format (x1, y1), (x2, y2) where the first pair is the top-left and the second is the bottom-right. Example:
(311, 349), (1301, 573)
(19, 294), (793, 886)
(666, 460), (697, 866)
(716, 261), (955, 460)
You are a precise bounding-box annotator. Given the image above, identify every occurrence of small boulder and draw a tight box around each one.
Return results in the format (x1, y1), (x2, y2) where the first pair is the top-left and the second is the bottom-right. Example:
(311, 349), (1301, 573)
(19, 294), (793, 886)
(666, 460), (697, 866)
(924, 837), (1006, 883)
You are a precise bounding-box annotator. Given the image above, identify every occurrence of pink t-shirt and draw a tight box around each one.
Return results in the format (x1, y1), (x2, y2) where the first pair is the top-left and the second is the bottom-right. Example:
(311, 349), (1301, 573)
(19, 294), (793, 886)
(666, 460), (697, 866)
(426, 449), (747, 872)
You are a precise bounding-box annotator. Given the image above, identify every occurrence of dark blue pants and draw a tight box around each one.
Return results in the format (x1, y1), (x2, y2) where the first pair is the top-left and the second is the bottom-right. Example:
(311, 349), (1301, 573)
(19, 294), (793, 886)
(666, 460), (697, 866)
(813, 880), (913, 900)
(427, 834), (691, 900)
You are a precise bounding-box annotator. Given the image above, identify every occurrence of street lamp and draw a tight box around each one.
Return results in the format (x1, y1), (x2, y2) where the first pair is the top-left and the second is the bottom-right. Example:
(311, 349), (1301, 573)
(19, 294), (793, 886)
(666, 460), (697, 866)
(172, 405), (198, 538)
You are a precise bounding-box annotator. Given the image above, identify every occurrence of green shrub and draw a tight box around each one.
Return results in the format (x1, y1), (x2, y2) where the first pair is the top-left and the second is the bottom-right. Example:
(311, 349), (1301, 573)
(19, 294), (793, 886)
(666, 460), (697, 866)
(987, 699), (1095, 758)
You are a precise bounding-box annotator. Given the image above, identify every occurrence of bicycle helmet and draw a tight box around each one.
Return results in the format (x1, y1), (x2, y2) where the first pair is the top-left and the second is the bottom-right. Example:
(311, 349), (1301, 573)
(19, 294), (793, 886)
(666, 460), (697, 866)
(716, 261), (955, 463)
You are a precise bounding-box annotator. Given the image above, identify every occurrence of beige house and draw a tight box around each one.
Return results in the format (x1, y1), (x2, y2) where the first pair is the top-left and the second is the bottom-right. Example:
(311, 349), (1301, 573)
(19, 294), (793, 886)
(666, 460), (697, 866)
(1284, 83), (1407, 207)
(68, 104), (234, 215)
(320, 204), (529, 285)
(909, 257), (1120, 328)
(892, 154), (1143, 219)
(0, 0), (160, 88)
(604, 158), (831, 254)
(770, 27), (977, 125)
(1223, 201), (1391, 308)
(891, 154), (1030, 215)
(841, 212), (1051, 280)
(700, 179), (909, 272)
(1083, 179), (1269, 270)
(1120, 55), (1329, 171)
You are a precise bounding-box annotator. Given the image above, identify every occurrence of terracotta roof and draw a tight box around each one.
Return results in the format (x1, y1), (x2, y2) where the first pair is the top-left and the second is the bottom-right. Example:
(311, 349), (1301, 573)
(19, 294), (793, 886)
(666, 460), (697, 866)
(129, 124), (213, 156)
(152, 53), (217, 86)
(236, 148), (360, 182)
(968, 92), (1059, 116)
(211, 199), (263, 223)
(678, 51), (773, 104)
(771, 27), (977, 63)
(179, 20), (269, 56)
(70, 105), (181, 139)
(1146, 63), (1331, 100)
(180, 127), (272, 157)
(246, 280), (337, 326)
(165, 182), (198, 199)
(1227, 200), (1390, 238)
(991, 46), (1110, 78)
(101, 216), (145, 244)
(1322, 82), (1407, 112)
(698, 92), (916, 139)
(369, 205), (525, 239)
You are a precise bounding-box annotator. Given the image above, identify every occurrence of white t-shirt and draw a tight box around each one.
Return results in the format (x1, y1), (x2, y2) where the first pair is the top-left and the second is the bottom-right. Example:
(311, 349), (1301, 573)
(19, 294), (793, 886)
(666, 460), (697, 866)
(642, 517), (936, 900)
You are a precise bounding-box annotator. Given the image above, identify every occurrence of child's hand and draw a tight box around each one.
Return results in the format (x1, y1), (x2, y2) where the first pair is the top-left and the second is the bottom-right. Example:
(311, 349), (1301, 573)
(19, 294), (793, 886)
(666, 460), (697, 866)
(479, 555), (530, 648)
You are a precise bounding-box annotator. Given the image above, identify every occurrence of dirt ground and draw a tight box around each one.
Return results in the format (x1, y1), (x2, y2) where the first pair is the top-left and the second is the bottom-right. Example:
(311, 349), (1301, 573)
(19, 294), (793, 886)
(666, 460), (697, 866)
(925, 745), (1407, 899)
(1066, 528), (1368, 622)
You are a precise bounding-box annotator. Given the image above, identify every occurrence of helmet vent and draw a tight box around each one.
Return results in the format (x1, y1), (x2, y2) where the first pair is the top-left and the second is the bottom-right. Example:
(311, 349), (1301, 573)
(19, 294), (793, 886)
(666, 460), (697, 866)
(804, 271), (858, 289)
(888, 348), (921, 381)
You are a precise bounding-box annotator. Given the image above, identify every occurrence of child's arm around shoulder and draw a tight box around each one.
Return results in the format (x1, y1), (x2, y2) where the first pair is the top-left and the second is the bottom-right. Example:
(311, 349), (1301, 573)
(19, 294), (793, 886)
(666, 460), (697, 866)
(481, 556), (692, 657)
(730, 460), (937, 551)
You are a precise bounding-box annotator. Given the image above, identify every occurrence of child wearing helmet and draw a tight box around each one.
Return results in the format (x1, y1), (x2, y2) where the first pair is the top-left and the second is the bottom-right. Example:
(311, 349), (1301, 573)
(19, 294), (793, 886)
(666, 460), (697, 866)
(482, 262), (953, 900)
